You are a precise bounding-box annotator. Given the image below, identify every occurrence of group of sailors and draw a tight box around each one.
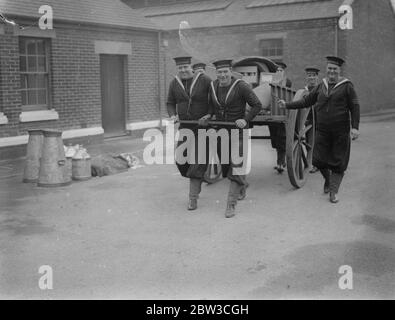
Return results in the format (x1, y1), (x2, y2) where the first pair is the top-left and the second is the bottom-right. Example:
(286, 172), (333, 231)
(166, 55), (360, 218)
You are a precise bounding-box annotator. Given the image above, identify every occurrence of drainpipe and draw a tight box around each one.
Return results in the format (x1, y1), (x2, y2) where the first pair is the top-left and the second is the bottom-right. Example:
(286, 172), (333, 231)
(337, 0), (355, 55)
(334, 18), (338, 56)
(158, 31), (163, 129)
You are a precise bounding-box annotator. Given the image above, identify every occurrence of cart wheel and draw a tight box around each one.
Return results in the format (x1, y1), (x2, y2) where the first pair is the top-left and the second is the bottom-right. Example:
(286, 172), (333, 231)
(286, 96), (315, 188)
(203, 153), (223, 184)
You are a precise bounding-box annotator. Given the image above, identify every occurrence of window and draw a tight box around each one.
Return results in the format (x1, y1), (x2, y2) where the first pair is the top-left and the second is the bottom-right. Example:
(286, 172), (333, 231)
(19, 37), (51, 111)
(260, 38), (283, 61)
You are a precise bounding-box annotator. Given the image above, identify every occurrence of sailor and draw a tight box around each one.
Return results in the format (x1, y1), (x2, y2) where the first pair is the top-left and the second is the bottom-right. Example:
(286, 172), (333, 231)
(304, 66), (320, 91)
(279, 56), (360, 203)
(276, 61), (292, 88)
(192, 62), (206, 74)
(166, 56), (213, 211)
(269, 61), (292, 173)
(208, 59), (262, 218)
(304, 66), (321, 173)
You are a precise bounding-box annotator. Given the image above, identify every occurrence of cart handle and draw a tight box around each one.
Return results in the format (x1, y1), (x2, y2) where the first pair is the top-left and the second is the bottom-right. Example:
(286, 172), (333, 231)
(179, 120), (237, 127)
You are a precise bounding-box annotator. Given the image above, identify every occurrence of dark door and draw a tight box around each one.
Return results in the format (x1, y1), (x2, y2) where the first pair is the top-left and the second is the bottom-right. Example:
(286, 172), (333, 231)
(100, 55), (126, 137)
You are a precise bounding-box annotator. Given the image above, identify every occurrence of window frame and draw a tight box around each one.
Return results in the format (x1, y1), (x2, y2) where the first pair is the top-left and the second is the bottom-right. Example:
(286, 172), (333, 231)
(260, 38), (284, 62)
(19, 37), (52, 112)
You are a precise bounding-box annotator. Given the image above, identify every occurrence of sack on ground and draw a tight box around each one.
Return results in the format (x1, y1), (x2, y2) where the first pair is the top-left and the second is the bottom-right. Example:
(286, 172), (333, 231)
(91, 154), (129, 177)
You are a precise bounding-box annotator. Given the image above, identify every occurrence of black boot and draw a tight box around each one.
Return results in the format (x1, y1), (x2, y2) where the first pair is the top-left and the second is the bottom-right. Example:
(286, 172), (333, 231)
(238, 183), (249, 201)
(188, 178), (202, 210)
(320, 168), (331, 194)
(329, 193), (339, 203)
(225, 203), (236, 218)
(275, 150), (286, 174)
(329, 172), (344, 204)
(225, 181), (240, 218)
(188, 199), (198, 210)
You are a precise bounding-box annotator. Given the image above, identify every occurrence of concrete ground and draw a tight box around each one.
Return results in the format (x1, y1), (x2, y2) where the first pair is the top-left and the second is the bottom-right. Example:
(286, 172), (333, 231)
(1, 120), (395, 300)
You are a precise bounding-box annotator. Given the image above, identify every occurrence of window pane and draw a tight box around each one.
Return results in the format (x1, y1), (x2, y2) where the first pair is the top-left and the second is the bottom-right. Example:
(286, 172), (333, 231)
(27, 74), (37, 88)
(28, 56), (37, 72)
(38, 56), (46, 72)
(19, 56), (27, 72)
(20, 74), (28, 89)
(21, 90), (27, 105)
(27, 41), (36, 55)
(37, 75), (46, 88)
(37, 89), (47, 104)
(28, 90), (37, 105)
(269, 48), (276, 56)
(19, 40), (26, 54)
(37, 40), (45, 55)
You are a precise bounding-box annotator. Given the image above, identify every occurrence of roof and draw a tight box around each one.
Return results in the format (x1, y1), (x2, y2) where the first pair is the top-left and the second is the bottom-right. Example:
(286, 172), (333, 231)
(139, 0), (233, 17)
(131, 0), (345, 31)
(0, 0), (160, 31)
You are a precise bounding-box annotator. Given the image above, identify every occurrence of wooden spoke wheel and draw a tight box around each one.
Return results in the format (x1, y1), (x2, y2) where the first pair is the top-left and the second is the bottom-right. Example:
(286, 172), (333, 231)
(286, 97), (315, 188)
(203, 152), (223, 184)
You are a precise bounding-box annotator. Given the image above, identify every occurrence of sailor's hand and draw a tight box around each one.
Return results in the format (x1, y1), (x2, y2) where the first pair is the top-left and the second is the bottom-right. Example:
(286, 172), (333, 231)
(278, 100), (286, 109)
(235, 119), (247, 129)
(170, 114), (179, 123)
(198, 114), (211, 126)
(351, 128), (360, 140)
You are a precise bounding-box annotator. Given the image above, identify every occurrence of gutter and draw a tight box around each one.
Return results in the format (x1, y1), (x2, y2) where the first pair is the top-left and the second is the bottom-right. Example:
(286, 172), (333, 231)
(157, 16), (340, 32)
(3, 13), (161, 32)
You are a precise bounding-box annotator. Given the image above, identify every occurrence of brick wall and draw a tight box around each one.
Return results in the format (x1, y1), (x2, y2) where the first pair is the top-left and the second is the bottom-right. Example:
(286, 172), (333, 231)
(0, 25), (20, 137)
(161, 13), (394, 114)
(344, 0), (395, 113)
(0, 22), (162, 139)
(162, 18), (339, 100)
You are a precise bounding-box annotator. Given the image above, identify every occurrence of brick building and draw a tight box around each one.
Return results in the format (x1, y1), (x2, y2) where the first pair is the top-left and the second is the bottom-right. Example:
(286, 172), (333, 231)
(125, 0), (395, 115)
(0, 0), (165, 158)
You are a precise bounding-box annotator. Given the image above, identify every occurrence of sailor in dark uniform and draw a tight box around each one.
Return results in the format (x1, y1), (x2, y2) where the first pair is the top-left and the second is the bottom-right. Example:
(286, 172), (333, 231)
(166, 56), (213, 211)
(208, 59), (262, 218)
(279, 56), (360, 203)
(192, 62), (206, 74)
(304, 66), (321, 173)
(304, 66), (320, 91)
(276, 61), (292, 88)
(269, 61), (292, 173)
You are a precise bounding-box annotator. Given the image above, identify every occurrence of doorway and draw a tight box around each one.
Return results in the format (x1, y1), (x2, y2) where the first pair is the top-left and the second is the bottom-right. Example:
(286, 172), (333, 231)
(100, 54), (127, 138)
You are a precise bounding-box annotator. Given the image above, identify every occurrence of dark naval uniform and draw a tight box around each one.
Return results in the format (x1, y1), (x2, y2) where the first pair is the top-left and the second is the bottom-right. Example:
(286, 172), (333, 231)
(304, 84), (317, 126)
(209, 77), (262, 210)
(285, 77), (360, 194)
(268, 77), (292, 171)
(167, 72), (212, 179)
(167, 72), (212, 122)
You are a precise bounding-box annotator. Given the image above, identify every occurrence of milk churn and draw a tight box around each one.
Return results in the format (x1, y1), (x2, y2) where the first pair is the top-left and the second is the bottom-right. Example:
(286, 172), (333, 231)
(37, 129), (72, 187)
(64, 144), (78, 182)
(72, 145), (92, 181)
(23, 129), (44, 183)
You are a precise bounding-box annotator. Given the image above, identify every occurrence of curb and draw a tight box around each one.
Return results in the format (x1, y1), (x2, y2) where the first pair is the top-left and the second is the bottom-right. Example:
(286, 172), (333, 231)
(360, 109), (395, 123)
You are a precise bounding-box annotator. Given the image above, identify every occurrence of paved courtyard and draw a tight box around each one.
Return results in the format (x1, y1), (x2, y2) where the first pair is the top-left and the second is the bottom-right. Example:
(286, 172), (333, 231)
(1, 120), (395, 299)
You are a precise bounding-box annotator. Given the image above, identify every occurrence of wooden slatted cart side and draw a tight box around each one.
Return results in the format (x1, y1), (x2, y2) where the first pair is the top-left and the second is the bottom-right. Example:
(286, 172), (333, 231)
(249, 83), (315, 188)
(250, 83), (296, 131)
